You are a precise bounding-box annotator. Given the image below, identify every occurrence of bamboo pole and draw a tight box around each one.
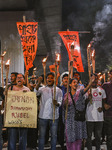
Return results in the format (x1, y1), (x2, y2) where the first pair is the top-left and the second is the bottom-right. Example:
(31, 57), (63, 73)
(4, 59), (10, 125)
(70, 43), (74, 78)
(53, 54), (60, 123)
(1, 56), (4, 87)
(53, 62), (57, 123)
(23, 15), (29, 86)
(87, 44), (93, 104)
(65, 61), (72, 120)
(87, 44), (91, 79)
(1, 51), (6, 88)
(42, 57), (47, 86)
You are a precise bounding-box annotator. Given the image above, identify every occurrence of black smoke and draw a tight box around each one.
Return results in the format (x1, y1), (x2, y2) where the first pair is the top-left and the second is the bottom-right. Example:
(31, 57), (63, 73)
(62, 0), (112, 81)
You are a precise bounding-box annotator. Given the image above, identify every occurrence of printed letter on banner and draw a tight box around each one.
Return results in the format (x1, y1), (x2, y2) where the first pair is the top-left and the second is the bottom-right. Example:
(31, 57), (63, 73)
(17, 22), (38, 70)
(59, 31), (84, 72)
(4, 91), (37, 128)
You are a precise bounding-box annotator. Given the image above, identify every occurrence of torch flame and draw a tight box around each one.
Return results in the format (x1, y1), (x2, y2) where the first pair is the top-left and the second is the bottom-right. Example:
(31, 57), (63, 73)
(92, 50), (95, 57)
(56, 53), (60, 62)
(88, 43), (91, 48)
(33, 67), (37, 71)
(42, 57), (47, 63)
(98, 72), (101, 75)
(5, 59), (10, 65)
(99, 75), (103, 80)
(1, 51), (6, 56)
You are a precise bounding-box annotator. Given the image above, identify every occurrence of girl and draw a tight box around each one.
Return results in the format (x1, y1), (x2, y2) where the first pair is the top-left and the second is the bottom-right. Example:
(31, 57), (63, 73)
(63, 76), (95, 150)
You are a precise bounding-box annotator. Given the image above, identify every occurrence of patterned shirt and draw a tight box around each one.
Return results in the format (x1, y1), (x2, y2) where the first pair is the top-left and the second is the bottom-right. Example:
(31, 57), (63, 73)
(63, 89), (87, 142)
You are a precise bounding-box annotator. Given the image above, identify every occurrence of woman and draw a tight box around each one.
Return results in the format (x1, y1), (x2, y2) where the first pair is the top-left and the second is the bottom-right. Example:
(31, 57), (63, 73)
(63, 76), (95, 150)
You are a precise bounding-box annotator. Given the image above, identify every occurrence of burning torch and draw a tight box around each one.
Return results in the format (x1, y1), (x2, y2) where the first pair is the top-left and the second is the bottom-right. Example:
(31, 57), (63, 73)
(53, 53), (60, 123)
(42, 57), (48, 86)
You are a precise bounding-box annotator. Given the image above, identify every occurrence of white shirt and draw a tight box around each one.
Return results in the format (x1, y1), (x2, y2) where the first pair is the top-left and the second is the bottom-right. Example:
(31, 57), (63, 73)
(86, 87), (106, 122)
(37, 86), (63, 120)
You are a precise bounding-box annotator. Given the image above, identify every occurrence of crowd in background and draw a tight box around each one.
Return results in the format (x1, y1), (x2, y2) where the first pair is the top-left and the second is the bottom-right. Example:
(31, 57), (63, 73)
(0, 69), (112, 150)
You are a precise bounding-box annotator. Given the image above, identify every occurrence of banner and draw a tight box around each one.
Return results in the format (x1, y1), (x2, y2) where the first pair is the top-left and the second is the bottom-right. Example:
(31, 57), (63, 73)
(49, 64), (60, 75)
(4, 91), (37, 128)
(17, 22), (38, 70)
(58, 31), (84, 72)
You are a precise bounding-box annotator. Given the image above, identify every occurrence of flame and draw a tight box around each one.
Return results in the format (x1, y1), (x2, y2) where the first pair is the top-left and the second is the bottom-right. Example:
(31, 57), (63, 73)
(33, 67), (36, 71)
(42, 57), (47, 63)
(56, 53), (60, 62)
(99, 75), (103, 80)
(88, 43), (91, 48)
(5, 59), (10, 65)
(98, 72), (101, 75)
(1, 51), (6, 56)
(92, 50), (95, 57)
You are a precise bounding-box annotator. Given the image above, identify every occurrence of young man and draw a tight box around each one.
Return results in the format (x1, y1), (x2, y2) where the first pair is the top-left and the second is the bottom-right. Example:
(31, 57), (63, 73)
(10, 72), (18, 86)
(8, 73), (30, 150)
(102, 69), (112, 150)
(36, 72), (63, 150)
(86, 74), (106, 150)
(73, 71), (84, 90)
(58, 73), (68, 150)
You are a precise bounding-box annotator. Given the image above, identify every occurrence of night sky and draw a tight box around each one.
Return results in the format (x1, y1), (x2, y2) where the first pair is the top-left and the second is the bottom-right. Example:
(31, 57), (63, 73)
(62, 0), (112, 81)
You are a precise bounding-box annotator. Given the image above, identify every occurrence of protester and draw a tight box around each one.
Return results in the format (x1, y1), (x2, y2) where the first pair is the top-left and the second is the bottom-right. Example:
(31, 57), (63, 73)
(102, 69), (112, 150)
(8, 73), (30, 150)
(9, 72), (18, 87)
(73, 71), (84, 90)
(63, 75), (95, 150)
(86, 74), (106, 150)
(36, 72), (63, 150)
(27, 74), (38, 150)
(57, 73), (68, 150)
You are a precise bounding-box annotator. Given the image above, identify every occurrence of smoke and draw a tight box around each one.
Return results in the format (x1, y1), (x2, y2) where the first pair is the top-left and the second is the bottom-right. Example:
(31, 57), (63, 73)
(93, 4), (112, 44)
(63, 0), (112, 74)
(92, 3), (112, 71)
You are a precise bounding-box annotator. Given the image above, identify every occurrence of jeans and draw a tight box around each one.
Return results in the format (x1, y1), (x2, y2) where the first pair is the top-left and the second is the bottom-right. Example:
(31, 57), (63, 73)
(105, 119), (112, 150)
(38, 118), (59, 150)
(0, 115), (3, 150)
(8, 127), (27, 150)
(86, 121), (103, 150)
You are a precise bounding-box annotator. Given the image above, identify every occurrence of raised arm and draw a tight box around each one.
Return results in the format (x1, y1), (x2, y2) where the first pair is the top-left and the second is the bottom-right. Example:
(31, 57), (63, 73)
(84, 75), (95, 94)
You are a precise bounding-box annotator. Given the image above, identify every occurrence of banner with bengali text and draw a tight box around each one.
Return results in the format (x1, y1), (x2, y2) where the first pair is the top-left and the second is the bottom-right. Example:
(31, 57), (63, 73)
(4, 91), (37, 128)
(58, 31), (84, 72)
(17, 22), (38, 70)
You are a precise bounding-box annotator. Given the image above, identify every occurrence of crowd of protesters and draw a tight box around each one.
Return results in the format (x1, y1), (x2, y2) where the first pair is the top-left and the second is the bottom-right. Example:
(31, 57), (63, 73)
(0, 69), (112, 150)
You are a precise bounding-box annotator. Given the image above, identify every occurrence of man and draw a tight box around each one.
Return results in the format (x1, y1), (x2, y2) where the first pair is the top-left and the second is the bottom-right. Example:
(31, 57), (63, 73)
(58, 73), (68, 150)
(86, 74), (106, 150)
(102, 69), (112, 150)
(73, 71), (84, 90)
(36, 72), (63, 150)
(8, 73), (30, 150)
(10, 72), (18, 86)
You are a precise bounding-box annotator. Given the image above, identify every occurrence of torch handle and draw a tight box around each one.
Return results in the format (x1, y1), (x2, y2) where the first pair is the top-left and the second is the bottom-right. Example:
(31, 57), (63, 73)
(1, 56), (4, 88)
(65, 61), (71, 120)
(4, 66), (9, 126)
(87, 47), (91, 80)
(53, 63), (57, 123)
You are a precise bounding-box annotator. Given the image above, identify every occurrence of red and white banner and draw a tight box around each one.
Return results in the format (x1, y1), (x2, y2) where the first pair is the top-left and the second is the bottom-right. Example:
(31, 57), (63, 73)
(58, 31), (84, 72)
(17, 22), (38, 70)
